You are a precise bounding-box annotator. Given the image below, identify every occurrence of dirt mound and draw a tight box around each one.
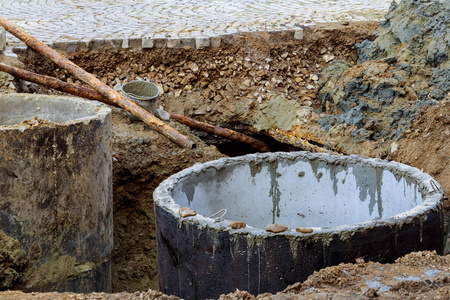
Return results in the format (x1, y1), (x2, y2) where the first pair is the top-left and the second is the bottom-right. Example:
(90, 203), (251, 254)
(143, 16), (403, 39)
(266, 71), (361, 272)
(318, 0), (449, 142)
(366, 0), (450, 68)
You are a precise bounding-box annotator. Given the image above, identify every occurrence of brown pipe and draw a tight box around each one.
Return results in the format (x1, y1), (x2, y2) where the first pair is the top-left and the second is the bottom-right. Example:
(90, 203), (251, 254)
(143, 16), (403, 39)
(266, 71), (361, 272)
(0, 62), (111, 103)
(168, 112), (270, 152)
(0, 15), (194, 149)
(0, 63), (270, 152)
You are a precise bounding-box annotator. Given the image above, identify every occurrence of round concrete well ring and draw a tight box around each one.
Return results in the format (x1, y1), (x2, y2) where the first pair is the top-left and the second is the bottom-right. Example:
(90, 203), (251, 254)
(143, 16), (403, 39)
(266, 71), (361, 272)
(0, 93), (113, 292)
(154, 151), (445, 299)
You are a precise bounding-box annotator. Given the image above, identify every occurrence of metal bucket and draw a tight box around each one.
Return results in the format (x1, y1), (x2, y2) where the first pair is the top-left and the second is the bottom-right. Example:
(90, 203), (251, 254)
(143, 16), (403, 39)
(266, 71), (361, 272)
(121, 80), (160, 119)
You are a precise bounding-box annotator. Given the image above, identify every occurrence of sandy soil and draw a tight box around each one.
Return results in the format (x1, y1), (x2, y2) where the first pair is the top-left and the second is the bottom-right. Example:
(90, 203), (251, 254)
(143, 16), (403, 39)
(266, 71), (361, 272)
(0, 19), (449, 299)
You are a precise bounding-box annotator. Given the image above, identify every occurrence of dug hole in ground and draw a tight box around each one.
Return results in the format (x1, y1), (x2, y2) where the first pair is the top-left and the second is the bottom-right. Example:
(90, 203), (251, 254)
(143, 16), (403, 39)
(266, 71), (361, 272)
(0, 0), (449, 298)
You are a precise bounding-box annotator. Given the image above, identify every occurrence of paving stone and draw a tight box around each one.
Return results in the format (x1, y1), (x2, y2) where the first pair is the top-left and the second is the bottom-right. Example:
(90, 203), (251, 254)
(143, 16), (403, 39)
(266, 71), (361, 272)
(196, 37), (210, 49)
(142, 37), (154, 49)
(1, 0), (391, 46)
(167, 38), (181, 49)
(294, 29), (304, 40)
(210, 36), (221, 48)
(181, 38), (196, 49)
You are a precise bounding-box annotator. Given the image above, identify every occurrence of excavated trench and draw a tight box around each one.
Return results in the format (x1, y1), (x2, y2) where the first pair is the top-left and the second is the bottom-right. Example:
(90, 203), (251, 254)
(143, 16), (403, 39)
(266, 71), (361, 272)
(1, 11), (449, 298)
(6, 23), (379, 292)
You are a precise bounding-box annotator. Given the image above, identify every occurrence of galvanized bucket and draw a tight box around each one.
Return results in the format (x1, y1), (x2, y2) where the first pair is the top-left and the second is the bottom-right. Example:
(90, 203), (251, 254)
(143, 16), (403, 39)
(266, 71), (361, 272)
(121, 80), (160, 119)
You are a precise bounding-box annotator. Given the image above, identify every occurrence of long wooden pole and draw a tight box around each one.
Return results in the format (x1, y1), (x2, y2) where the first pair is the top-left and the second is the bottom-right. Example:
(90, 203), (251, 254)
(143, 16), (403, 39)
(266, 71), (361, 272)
(0, 63), (270, 152)
(0, 15), (194, 149)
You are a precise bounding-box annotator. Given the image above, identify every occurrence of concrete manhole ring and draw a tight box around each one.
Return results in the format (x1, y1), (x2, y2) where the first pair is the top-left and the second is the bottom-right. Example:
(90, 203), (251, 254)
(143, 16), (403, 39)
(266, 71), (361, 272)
(154, 151), (444, 299)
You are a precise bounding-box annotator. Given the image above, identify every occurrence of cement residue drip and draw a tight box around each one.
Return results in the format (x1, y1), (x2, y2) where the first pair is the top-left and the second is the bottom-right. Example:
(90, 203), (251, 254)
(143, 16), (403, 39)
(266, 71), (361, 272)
(376, 167), (384, 218)
(269, 160), (282, 224)
(249, 160), (263, 179)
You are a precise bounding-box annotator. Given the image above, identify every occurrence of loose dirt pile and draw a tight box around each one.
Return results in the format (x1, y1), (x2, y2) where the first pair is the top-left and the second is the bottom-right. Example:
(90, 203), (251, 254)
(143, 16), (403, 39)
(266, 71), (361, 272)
(0, 0), (449, 298)
(220, 250), (450, 299)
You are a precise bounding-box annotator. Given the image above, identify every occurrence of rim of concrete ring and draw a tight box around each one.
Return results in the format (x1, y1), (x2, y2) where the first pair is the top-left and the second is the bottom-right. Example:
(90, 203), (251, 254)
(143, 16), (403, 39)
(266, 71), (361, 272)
(154, 151), (444, 238)
(0, 94), (111, 129)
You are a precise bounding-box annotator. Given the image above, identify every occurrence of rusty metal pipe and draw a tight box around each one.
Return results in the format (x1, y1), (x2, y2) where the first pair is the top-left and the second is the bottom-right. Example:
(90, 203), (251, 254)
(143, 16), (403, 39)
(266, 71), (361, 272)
(0, 63), (270, 152)
(168, 112), (270, 152)
(0, 15), (194, 149)
(0, 62), (113, 104)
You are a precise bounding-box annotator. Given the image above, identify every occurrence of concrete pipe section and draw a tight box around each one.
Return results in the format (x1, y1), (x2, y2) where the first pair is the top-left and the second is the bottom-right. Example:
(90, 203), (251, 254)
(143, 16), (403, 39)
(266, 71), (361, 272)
(154, 152), (445, 299)
(0, 94), (113, 292)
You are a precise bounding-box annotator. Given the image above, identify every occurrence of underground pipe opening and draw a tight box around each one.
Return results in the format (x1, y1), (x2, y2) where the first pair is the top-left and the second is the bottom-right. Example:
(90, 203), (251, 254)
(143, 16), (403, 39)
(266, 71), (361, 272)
(154, 152), (444, 299)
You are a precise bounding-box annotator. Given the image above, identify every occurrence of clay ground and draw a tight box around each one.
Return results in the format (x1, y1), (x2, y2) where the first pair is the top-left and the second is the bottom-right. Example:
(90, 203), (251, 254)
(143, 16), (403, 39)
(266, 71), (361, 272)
(0, 21), (449, 299)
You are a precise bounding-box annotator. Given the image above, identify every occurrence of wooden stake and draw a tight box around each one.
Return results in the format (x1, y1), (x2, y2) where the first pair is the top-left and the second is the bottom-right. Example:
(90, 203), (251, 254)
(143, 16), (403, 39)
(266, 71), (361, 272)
(0, 15), (194, 149)
(0, 63), (270, 152)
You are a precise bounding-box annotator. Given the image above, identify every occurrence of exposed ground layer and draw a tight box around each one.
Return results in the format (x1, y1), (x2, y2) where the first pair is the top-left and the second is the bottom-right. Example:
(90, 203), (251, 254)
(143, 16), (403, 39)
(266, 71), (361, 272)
(0, 11), (448, 299)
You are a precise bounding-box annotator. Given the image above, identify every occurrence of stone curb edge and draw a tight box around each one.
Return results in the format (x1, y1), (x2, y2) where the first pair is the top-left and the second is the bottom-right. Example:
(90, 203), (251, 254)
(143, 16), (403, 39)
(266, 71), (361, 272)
(8, 28), (306, 55)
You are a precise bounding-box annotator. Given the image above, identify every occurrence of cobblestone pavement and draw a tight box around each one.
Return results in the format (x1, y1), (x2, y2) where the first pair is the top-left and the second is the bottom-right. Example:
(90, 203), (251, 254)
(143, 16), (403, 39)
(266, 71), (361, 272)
(1, 0), (391, 45)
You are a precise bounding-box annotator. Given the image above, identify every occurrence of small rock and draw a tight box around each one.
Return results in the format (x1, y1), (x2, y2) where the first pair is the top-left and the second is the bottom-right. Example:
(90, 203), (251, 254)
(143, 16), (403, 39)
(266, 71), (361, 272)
(323, 54), (335, 63)
(310, 74), (319, 81)
(256, 69), (266, 77)
(307, 84), (315, 90)
(156, 83), (164, 95)
(265, 224), (288, 233)
(179, 207), (197, 218)
(390, 141), (398, 153)
(295, 77), (304, 83)
(295, 227), (313, 233)
(188, 62), (199, 72)
(202, 90), (211, 99)
(242, 79), (251, 87)
(174, 90), (182, 97)
(230, 221), (247, 229)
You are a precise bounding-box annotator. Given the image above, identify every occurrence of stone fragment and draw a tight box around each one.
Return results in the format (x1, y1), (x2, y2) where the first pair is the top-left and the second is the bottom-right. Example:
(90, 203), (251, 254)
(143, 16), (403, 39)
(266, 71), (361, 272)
(390, 141), (398, 153)
(230, 221), (246, 229)
(296, 227), (313, 233)
(179, 207), (197, 218)
(242, 79), (251, 87)
(323, 54), (335, 62)
(265, 223), (288, 233)
(188, 62), (199, 72)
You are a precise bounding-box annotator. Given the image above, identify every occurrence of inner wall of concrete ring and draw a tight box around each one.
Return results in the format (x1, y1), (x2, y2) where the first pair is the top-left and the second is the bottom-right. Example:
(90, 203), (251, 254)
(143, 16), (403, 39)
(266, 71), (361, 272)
(154, 152), (444, 299)
(0, 94), (113, 293)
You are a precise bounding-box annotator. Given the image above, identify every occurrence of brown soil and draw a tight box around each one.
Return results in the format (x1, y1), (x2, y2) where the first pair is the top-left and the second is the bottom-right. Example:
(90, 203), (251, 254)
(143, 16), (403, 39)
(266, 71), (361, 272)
(0, 21), (449, 299)
(220, 250), (450, 299)
(109, 109), (224, 292)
